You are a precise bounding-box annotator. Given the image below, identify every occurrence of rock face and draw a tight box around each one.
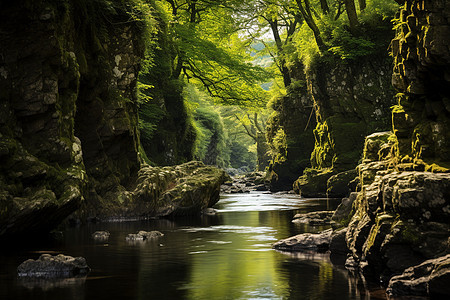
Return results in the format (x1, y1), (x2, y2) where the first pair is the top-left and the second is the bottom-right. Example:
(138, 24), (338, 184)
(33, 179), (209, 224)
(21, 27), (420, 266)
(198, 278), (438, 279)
(266, 83), (315, 192)
(138, 7), (196, 166)
(338, 1), (450, 289)
(293, 55), (395, 197)
(391, 0), (450, 165)
(17, 254), (90, 278)
(0, 1), (226, 240)
(387, 254), (450, 297)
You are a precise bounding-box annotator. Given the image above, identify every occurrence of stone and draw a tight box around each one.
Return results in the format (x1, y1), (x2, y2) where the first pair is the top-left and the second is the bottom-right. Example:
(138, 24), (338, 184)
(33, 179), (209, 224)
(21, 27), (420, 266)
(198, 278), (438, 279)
(91, 231), (110, 241)
(17, 254), (90, 278)
(387, 254), (450, 298)
(131, 161), (227, 217)
(326, 169), (358, 198)
(272, 229), (332, 252)
(331, 192), (357, 226)
(293, 168), (335, 197)
(292, 211), (334, 226)
(329, 228), (350, 265)
(202, 208), (217, 216)
(126, 230), (164, 241)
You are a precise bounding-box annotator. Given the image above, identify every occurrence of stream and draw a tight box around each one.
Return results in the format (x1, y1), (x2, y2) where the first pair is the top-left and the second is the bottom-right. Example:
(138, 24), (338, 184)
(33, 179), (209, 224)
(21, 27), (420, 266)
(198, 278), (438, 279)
(0, 192), (386, 299)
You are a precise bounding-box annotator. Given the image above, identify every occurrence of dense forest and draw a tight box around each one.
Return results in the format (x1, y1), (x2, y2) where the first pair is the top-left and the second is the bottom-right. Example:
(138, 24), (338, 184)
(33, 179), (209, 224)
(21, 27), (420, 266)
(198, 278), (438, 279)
(0, 0), (449, 299)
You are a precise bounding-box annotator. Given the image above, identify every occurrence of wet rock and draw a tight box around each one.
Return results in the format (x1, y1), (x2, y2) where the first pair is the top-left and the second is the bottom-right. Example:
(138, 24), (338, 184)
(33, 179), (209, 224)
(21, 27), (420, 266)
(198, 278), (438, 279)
(292, 211), (334, 226)
(272, 229), (332, 252)
(387, 254), (450, 298)
(330, 228), (350, 265)
(126, 230), (164, 241)
(326, 169), (358, 198)
(17, 254), (90, 278)
(202, 208), (217, 216)
(331, 192), (357, 227)
(92, 231), (110, 241)
(293, 169), (335, 197)
(133, 161), (227, 217)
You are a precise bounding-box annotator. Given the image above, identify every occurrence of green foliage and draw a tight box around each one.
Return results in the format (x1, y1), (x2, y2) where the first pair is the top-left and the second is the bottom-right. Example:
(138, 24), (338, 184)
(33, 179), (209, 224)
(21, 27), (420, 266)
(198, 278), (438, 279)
(327, 24), (375, 60)
(138, 103), (165, 141)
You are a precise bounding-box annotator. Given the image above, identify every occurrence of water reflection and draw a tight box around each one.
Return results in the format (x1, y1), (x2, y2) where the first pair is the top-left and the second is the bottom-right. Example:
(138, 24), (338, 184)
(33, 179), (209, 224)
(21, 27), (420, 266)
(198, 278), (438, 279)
(0, 193), (386, 300)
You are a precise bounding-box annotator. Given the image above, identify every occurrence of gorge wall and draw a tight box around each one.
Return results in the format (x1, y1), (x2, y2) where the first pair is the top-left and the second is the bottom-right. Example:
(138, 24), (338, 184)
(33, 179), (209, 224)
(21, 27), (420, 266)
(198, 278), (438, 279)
(341, 0), (450, 295)
(0, 0), (143, 238)
(267, 49), (395, 194)
(0, 0), (224, 240)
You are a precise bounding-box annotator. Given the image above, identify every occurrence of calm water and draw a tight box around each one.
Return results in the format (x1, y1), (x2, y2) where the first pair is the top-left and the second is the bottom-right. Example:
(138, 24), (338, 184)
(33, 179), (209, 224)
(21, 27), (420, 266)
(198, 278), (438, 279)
(0, 192), (386, 300)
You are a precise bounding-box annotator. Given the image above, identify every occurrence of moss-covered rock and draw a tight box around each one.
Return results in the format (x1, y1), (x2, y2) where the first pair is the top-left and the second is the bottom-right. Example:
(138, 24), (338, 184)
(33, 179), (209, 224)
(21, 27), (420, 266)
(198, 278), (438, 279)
(293, 168), (335, 197)
(391, 0), (450, 167)
(265, 75), (315, 192)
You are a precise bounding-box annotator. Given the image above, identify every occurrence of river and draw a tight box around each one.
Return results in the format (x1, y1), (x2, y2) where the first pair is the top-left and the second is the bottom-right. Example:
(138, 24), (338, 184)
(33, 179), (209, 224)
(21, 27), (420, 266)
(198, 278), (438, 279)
(0, 192), (386, 299)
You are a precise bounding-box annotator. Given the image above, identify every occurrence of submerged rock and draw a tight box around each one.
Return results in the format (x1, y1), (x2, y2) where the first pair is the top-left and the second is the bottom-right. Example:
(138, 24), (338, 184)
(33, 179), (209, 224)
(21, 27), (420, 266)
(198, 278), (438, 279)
(92, 231), (110, 241)
(202, 208), (217, 216)
(292, 211), (334, 226)
(126, 230), (164, 241)
(272, 229), (332, 252)
(387, 254), (450, 298)
(17, 254), (90, 278)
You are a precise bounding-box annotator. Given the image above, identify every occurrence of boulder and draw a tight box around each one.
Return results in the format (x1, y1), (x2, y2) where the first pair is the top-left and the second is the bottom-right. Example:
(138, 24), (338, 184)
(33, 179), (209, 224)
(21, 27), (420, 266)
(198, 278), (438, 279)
(17, 254), (90, 278)
(292, 211), (334, 226)
(272, 229), (332, 252)
(329, 227), (350, 265)
(293, 168), (335, 197)
(331, 192), (357, 227)
(326, 169), (358, 198)
(132, 161), (227, 217)
(126, 230), (164, 241)
(387, 254), (450, 298)
(92, 231), (110, 241)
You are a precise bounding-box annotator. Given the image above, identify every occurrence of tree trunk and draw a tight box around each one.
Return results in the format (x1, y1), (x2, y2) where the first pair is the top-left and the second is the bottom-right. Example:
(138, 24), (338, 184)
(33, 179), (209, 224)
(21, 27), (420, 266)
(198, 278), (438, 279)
(344, 0), (358, 32)
(295, 0), (327, 53)
(358, 0), (366, 11)
(320, 0), (329, 14)
(268, 19), (292, 87)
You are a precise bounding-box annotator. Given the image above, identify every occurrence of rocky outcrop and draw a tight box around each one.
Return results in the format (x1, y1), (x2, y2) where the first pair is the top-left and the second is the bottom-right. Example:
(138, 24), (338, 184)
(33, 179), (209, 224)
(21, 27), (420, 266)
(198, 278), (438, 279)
(266, 83), (315, 192)
(130, 161), (226, 217)
(391, 0), (450, 166)
(337, 2), (450, 291)
(18, 254), (90, 278)
(387, 254), (450, 298)
(293, 54), (395, 197)
(0, 1), (225, 240)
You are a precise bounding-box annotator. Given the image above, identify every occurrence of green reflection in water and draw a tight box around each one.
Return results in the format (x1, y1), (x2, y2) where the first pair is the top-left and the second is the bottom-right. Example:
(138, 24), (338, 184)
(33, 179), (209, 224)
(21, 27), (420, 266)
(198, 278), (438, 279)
(181, 211), (291, 300)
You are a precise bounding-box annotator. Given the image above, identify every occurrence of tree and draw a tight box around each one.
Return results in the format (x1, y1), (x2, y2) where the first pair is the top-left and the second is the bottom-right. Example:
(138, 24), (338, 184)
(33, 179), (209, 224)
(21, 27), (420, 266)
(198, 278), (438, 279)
(163, 0), (270, 106)
(343, 0), (359, 32)
(234, 111), (270, 170)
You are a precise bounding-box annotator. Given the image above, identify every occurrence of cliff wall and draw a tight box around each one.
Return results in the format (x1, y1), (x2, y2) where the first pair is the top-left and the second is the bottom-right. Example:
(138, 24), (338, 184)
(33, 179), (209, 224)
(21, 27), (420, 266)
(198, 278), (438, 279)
(342, 1), (450, 295)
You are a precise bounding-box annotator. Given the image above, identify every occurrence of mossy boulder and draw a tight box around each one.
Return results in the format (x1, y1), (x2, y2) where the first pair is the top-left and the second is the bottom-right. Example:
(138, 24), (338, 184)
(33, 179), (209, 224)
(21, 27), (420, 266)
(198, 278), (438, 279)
(89, 161), (227, 218)
(326, 169), (358, 198)
(293, 168), (335, 197)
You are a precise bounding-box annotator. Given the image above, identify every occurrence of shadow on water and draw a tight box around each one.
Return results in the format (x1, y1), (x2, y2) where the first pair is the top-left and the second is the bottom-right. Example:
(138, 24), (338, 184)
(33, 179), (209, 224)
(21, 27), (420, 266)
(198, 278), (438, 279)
(1, 192), (387, 300)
